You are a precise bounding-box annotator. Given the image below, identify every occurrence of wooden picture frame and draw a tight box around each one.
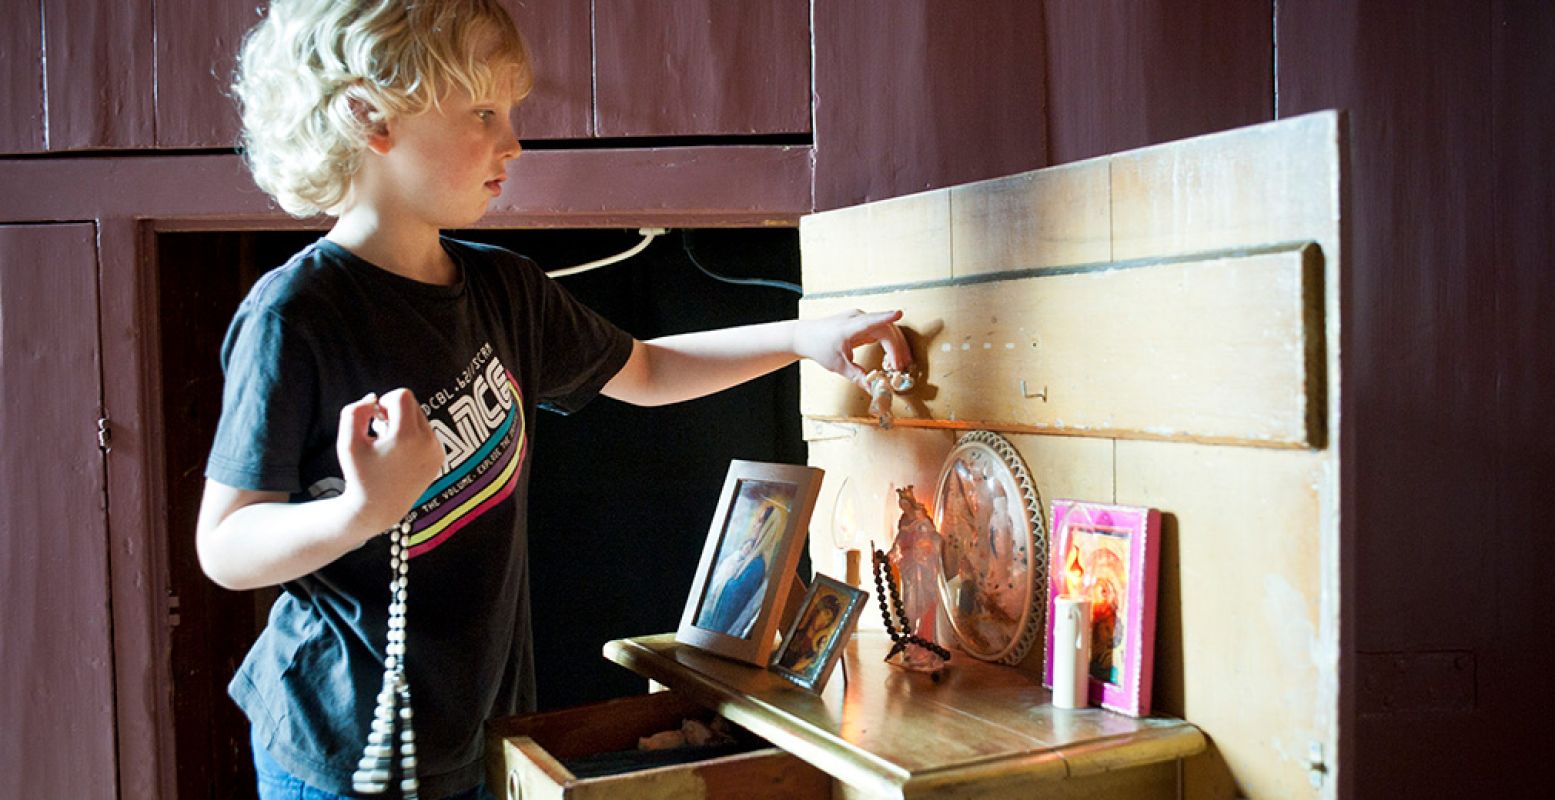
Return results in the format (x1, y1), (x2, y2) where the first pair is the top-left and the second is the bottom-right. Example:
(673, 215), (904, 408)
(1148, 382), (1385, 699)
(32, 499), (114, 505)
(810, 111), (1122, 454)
(769, 574), (866, 692)
(676, 460), (824, 666)
(1043, 500), (1162, 716)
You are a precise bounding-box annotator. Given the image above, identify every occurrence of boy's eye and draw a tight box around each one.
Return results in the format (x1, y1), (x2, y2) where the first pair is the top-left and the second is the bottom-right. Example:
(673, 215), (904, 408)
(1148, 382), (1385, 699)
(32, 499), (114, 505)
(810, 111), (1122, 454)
(476, 110), (496, 122)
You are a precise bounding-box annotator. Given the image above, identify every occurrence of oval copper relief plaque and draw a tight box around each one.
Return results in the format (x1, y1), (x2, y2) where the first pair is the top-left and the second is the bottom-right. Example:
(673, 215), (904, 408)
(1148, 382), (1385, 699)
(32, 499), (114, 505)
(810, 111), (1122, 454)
(932, 430), (1047, 664)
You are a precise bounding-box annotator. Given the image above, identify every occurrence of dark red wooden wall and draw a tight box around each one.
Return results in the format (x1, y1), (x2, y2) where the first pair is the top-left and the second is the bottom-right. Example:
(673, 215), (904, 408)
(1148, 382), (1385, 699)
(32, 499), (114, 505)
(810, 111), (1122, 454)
(1277, 2), (1554, 796)
(2, 1), (1552, 797)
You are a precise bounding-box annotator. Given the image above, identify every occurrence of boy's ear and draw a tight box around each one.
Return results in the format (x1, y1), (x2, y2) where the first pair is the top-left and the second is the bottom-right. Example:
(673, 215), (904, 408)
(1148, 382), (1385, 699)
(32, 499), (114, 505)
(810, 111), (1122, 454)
(348, 95), (393, 155)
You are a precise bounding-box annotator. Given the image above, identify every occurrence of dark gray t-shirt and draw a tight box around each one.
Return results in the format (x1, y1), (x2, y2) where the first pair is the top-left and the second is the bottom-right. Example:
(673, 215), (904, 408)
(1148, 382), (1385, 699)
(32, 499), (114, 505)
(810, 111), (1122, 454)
(206, 237), (632, 798)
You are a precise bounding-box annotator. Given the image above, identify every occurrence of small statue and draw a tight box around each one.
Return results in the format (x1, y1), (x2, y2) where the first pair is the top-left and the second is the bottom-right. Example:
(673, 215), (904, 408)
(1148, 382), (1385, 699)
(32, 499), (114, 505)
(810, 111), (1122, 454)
(865, 367), (915, 429)
(884, 486), (948, 672)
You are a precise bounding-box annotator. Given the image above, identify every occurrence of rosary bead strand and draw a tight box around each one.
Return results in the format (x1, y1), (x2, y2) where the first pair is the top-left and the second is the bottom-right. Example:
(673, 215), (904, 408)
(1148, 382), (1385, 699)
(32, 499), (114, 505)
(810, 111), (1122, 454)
(352, 516), (419, 798)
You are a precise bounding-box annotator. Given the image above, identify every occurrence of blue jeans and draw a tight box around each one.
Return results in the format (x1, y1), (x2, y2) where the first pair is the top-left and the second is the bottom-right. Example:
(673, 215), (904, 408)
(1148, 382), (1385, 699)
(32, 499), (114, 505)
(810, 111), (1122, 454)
(252, 730), (495, 800)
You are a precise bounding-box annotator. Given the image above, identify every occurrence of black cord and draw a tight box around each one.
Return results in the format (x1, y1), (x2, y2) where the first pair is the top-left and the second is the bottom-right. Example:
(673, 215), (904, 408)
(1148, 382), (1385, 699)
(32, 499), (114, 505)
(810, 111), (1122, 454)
(681, 231), (803, 295)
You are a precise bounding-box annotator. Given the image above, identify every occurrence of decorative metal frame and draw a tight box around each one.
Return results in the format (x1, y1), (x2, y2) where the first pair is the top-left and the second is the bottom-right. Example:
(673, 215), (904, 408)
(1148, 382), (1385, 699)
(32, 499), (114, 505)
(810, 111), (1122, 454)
(931, 430), (1047, 665)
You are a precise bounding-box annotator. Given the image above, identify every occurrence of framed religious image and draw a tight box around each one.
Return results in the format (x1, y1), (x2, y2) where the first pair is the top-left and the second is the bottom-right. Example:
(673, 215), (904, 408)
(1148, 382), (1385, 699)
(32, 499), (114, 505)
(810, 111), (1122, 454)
(769, 574), (866, 692)
(1043, 500), (1161, 716)
(932, 430), (1047, 665)
(676, 461), (824, 667)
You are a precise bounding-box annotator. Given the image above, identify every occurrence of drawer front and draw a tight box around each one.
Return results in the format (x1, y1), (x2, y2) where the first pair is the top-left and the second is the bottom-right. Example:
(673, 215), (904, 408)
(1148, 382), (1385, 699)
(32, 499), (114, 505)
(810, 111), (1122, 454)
(488, 691), (830, 800)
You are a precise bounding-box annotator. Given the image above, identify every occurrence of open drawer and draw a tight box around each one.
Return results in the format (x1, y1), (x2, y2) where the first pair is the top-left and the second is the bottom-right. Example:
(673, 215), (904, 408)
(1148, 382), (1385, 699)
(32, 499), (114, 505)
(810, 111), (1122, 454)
(485, 690), (831, 799)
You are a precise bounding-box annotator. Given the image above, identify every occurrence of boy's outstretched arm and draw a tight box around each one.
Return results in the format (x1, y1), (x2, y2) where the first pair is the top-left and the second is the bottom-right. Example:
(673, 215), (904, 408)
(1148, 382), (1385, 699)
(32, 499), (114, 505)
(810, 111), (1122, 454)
(196, 389), (445, 590)
(601, 309), (910, 407)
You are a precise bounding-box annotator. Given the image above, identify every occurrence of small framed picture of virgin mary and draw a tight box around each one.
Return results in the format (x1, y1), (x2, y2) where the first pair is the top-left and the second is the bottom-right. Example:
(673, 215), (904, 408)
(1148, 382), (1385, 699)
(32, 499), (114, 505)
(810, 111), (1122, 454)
(769, 574), (866, 692)
(676, 460), (824, 666)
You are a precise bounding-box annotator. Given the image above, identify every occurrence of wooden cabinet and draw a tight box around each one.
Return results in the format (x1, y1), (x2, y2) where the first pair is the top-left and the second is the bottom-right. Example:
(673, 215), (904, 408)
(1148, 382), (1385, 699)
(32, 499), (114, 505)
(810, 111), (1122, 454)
(2, 0), (810, 153)
(0, 0), (156, 153)
(0, 0), (45, 153)
(0, 224), (118, 797)
(593, 0), (811, 137)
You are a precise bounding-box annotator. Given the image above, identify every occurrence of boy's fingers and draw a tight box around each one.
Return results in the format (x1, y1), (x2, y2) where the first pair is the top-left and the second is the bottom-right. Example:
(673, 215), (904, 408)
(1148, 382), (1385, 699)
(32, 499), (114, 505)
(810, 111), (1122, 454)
(378, 388), (424, 437)
(849, 309), (912, 373)
(838, 359), (869, 394)
(337, 393), (379, 451)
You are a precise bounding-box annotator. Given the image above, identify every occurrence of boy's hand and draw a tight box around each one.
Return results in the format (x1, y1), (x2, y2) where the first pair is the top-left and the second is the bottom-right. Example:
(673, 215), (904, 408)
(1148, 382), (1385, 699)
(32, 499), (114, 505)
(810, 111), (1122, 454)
(335, 389), (445, 535)
(794, 309), (913, 394)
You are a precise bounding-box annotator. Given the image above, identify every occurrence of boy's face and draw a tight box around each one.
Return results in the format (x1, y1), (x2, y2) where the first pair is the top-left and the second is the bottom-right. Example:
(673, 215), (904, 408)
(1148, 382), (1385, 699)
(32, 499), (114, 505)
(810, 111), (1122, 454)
(368, 75), (523, 228)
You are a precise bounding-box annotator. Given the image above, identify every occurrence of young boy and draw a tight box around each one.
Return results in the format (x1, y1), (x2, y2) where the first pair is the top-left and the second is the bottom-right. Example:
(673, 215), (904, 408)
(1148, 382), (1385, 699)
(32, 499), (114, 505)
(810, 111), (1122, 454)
(198, 1), (909, 798)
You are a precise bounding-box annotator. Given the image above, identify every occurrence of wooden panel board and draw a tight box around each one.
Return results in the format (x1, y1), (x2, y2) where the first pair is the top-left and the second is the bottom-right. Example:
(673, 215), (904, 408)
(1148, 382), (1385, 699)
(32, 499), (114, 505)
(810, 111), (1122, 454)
(44, 0), (155, 149)
(0, 224), (117, 797)
(593, 0), (810, 137)
(1041, 0), (1273, 166)
(0, 1), (44, 153)
(799, 189), (951, 295)
(1110, 113), (1340, 261)
(506, 0), (593, 139)
(949, 159), (1112, 278)
(811, 0), (1047, 210)
(155, 0), (253, 147)
(801, 244), (1325, 448)
(1114, 440), (1330, 799)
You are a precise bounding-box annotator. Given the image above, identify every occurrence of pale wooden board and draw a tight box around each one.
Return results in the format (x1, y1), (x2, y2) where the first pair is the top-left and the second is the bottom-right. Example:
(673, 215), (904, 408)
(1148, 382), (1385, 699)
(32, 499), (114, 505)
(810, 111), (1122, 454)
(798, 188), (951, 295)
(950, 158), (1112, 278)
(801, 244), (1324, 448)
(1114, 439), (1329, 800)
(1110, 112), (1340, 261)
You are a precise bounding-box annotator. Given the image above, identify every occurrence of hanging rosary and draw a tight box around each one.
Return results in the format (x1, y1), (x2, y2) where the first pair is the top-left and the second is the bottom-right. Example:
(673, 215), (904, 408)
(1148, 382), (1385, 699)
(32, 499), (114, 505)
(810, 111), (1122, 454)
(871, 547), (952, 669)
(352, 514), (420, 798)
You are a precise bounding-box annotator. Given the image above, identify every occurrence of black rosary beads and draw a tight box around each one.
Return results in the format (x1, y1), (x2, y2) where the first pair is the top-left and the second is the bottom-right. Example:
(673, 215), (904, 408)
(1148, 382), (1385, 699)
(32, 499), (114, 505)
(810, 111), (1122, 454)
(871, 548), (952, 668)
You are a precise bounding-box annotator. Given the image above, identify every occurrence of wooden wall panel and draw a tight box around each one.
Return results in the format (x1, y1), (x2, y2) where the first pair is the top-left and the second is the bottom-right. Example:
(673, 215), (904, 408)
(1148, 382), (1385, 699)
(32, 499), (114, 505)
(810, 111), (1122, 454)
(506, 0), (593, 139)
(0, 1), (44, 154)
(155, 0), (253, 148)
(802, 246), (1325, 449)
(798, 189), (951, 295)
(1040, 0), (1273, 166)
(1277, 3), (1520, 796)
(593, 0), (810, 137)
(812, 0), (1047, 210)
(1110, 113), (1341, 262)
(0, 224), (117, 798)
(1116, 441), (1328, 799)
(43, 0), (155, 150)
(800, 114), (1343, 799)
(1489, 3), (1555, 768)
(950, 159), (1111, 278)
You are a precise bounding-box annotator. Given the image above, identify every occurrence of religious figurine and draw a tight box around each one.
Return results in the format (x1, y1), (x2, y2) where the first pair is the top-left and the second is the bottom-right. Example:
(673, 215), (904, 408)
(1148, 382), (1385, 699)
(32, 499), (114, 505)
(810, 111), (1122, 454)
(864, 367), (914, 429)
(884, 486), (948, 672)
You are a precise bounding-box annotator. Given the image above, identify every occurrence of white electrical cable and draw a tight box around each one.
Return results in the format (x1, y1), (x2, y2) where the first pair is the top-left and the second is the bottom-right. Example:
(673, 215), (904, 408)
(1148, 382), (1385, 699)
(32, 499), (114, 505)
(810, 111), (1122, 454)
(544, 227), (667, 277)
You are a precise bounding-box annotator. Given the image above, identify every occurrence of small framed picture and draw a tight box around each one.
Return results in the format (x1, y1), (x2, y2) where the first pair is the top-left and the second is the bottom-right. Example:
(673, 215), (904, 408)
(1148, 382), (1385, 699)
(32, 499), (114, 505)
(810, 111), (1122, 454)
(769, 574), (866, 692)
(676, 460), (824, 667)
(1043, 500), (1161, 716)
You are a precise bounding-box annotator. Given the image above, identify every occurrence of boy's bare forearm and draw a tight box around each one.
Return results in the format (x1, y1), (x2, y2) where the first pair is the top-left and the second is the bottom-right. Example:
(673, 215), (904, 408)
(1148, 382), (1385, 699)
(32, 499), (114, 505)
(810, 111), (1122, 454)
(199, 493), (384, 590)
(632, 320), (801, 405)
(600, 309), (911, 408)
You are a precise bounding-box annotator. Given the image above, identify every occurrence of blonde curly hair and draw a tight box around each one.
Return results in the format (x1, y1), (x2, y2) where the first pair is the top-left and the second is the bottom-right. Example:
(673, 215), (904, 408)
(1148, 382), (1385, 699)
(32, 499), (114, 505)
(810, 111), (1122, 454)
(233, 0), (532, 217)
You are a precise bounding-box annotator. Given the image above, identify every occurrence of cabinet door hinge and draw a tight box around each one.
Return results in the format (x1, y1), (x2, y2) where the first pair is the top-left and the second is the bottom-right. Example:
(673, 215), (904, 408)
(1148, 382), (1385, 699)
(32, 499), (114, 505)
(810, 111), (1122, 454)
(97, 417), (112, 453)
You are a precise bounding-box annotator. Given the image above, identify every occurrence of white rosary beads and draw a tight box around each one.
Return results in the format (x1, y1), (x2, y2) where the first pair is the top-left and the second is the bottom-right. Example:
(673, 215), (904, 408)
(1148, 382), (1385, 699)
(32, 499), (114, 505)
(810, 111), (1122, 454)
(352, 516), (420, 798)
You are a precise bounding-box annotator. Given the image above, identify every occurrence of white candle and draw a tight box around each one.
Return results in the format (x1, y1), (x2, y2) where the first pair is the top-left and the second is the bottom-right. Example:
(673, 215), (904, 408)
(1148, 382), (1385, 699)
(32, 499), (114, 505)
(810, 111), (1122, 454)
(1052, 596), (1092, 709)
